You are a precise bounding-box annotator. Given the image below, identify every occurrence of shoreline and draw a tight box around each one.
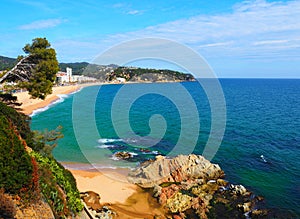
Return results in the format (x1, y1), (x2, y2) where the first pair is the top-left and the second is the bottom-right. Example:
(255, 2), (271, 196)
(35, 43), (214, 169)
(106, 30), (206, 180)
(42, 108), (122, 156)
(14, 82), (102, 115)
(14, 80), (189, 116)
(14, 79), (187, 216)
(67, 164), (166, 218)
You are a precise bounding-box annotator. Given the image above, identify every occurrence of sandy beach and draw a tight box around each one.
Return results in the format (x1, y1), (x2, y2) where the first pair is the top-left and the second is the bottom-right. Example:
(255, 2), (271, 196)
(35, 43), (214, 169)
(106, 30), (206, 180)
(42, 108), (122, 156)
(14, 85), (80, 115)
(13, 83), (106, 115)
(69, 167), (166, 218)
(69, 167), (138, 204)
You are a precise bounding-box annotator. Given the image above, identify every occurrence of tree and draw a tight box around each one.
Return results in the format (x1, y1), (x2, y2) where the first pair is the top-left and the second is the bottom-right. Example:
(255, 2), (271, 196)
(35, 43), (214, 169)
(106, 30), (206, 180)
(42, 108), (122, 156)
(20, 38), (59, 99)
(0, 38), (59, 99)
(33, 126), (64, 157)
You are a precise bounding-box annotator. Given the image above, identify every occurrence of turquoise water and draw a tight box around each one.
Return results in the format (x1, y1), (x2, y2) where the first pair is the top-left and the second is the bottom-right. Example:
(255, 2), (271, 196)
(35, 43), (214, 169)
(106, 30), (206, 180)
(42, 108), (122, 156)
(31, 79), (300, 216)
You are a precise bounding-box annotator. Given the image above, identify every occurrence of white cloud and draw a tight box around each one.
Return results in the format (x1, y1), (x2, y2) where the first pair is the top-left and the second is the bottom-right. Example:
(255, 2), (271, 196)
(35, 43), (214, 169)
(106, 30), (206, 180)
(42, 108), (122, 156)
(19, 19), (65, 30)
(102, 0), (300, 61)
(198, 42), (233, 48)
(127, 10), (143, 15)
(253, 40), (290, 46)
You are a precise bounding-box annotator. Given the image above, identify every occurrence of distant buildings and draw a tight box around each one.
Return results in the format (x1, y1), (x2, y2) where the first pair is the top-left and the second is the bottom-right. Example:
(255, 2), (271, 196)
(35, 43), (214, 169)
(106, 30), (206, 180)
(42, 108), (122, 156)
(115, 77), (126, 83)
(56, 67), (97, 84)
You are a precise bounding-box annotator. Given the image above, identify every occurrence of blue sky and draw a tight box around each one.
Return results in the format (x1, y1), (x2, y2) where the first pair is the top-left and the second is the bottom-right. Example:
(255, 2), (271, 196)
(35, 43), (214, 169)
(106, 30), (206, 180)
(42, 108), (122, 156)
(1, 0), (299, 78)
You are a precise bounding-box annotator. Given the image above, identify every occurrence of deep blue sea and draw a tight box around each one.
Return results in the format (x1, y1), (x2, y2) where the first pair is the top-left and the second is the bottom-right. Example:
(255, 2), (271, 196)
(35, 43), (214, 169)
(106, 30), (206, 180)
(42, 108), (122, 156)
(31, 79), (300, 216)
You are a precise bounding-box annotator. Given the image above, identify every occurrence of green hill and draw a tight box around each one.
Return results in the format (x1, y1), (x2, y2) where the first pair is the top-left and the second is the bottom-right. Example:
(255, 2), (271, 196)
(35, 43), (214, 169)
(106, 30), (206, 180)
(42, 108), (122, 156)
(0, 56), (17, 70)
(0, 55), (194, 82)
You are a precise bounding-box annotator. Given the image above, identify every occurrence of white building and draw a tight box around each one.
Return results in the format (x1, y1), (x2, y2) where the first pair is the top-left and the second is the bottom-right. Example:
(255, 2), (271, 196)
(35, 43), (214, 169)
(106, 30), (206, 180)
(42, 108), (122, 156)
(115, 77), (126, 83)
(56, 67), (73, 84)
(56, 67), (97, 84)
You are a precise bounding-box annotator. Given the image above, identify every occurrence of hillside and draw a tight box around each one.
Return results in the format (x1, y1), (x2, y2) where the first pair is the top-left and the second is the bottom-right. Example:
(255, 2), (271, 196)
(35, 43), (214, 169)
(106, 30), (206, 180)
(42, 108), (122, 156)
(0, 102), (83, 218)
(0, 55), (194, 82)
(0, 56), (17, 70)
(108, 66), (194, 82)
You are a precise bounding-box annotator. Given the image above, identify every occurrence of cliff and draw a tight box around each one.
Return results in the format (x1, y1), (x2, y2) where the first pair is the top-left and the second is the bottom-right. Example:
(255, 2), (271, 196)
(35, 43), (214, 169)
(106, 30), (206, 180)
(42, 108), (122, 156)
(0, 102), (83, 218)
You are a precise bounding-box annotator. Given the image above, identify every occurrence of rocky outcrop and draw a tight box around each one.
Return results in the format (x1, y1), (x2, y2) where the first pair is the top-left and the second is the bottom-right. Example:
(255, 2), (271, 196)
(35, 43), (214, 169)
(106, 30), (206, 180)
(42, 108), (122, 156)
(128, 154), (271, 219)
(80, 191), (116, 219)
(113, 151), (134, 160)
(128, 154), (224, 188)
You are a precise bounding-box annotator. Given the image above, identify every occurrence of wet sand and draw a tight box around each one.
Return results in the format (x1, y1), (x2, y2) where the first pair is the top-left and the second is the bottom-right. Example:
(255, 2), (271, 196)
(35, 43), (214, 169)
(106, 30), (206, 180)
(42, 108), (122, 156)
(67, 165), (166, 218)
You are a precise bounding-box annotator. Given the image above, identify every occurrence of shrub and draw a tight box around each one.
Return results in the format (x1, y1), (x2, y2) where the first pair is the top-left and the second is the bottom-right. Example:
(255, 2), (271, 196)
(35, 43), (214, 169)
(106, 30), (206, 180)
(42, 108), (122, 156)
(31, 151), (83, 217)
(0, 102), (35, 149)
(0, 115), (33, 194)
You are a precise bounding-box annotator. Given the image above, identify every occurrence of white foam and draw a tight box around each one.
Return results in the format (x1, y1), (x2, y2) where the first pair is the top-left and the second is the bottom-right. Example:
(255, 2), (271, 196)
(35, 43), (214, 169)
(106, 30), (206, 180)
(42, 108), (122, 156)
(152, 150), (160, 155)
(129, 152), (138, 156)
(62, 163), (134, 171)
(97, 138), (122, 144)
(110, 156), (121, 161)
(96, 144), (115, 149)
(30, 105), (50, 117)
(141, 150), (160, 155)
(30, 94), (70, 117)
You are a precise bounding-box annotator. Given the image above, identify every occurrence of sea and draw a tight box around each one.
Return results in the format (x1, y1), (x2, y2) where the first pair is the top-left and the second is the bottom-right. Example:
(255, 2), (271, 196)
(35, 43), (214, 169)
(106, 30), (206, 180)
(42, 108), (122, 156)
(30, 79), (300, 217)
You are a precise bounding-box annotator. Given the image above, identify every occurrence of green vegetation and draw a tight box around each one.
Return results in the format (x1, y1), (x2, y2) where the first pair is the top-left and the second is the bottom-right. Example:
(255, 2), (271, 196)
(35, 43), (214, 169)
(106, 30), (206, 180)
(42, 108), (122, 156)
(0, 93), (21, 108)
(0, 102), (83, 217)
(0, 115), (33, 194)
(31, 151), (83, 218)
(19, 38), (59, 99)
(0, 56), (16, 71)
(0, 38), (83, 217)
(59, 62), (89, 75)
(33, 126), (64, 157)
(0, 101), (34, 149)
(1, 53), (193, 82)
(107, 66), (194, 82)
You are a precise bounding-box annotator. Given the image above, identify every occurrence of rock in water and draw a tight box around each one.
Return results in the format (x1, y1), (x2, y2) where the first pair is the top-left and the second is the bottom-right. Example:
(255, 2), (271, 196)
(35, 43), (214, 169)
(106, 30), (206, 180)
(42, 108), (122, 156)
(128, 154), (224, 188)
(113, 151), (133, 160)
(128, 154), (275, 219)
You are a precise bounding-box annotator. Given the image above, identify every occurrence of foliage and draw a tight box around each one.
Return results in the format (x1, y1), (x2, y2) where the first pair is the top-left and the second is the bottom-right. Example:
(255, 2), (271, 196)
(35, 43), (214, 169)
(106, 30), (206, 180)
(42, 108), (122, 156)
(0, 101), (35, 149)
(0, 56), (16, 71)
(31, 151), (83, 217)
(0, 94), (82, 217)
(0, 93), (21, 108)
(19, 37), (59, 99)
(0, 115), (33, 194)
(33, 126), (64, 157)
(0, 188), (16, 219)
(107, 66), (194, 82)
(59, 62), (89, 75)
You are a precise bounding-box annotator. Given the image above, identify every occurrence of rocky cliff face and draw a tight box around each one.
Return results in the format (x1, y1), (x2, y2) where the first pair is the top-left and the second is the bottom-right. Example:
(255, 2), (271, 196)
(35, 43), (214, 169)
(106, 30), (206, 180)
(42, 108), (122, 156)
(128, 154), (271, 219)
(128, 154), (224, 188)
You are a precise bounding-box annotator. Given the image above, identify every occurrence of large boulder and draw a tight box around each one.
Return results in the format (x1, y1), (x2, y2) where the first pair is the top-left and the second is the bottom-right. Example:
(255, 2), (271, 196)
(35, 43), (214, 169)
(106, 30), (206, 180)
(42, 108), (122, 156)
(128, 154), (224, 188)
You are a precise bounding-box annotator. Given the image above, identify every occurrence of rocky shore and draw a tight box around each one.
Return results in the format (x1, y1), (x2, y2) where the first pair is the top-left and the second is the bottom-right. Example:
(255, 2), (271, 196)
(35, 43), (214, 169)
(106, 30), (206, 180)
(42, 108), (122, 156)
(127, 154), (271, 219)
(78, 154), (293, 218)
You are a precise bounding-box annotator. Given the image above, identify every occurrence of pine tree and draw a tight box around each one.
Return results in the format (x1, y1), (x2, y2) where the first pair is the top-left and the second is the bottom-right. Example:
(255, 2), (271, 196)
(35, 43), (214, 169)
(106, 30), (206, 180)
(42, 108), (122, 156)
(19, 38), (59, 99)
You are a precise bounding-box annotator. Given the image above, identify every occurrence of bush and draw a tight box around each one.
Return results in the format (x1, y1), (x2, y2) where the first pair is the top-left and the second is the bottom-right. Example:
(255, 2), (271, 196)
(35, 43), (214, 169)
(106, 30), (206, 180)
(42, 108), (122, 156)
(0, 102), (36, 149)
(31, 151), (83, 217)
(0, 115), (33, 194)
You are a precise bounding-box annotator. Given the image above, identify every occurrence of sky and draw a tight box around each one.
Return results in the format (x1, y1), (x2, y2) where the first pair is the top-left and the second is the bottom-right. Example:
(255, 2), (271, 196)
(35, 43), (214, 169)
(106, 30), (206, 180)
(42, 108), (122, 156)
(0, 0), (299, 78)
